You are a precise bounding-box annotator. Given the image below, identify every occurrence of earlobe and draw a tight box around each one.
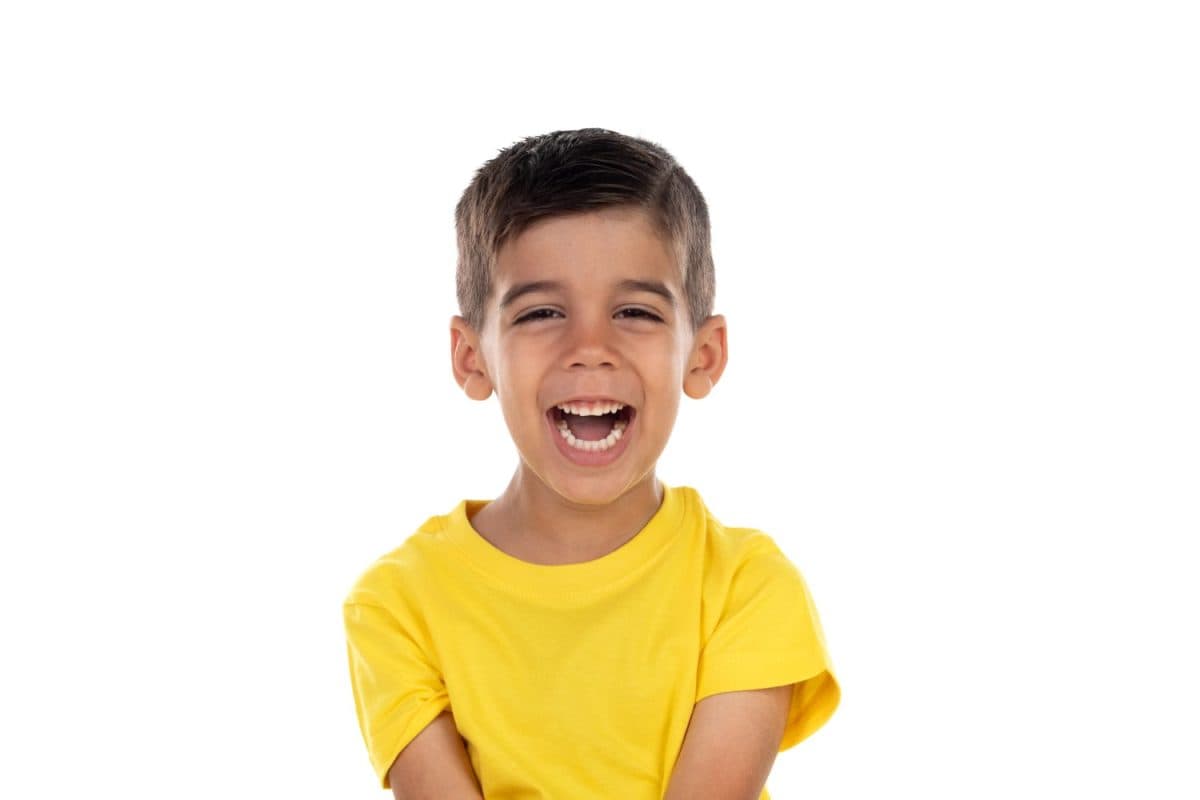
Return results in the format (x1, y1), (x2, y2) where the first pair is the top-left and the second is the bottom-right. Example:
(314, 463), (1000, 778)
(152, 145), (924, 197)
(462, 374), (493, 401)
(683, 374), (714, 399)
(683, 314), (728, 400)
(449, 316), (494, 401)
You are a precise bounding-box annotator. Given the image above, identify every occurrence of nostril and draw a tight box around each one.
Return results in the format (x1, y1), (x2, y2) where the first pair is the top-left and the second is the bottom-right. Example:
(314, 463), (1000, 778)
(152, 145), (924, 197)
(571, 361), (615, 369)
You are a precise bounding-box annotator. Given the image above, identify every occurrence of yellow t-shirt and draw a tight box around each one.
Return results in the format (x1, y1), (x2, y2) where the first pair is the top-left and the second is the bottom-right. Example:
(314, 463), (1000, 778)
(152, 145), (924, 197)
(343, 484), (840, 799)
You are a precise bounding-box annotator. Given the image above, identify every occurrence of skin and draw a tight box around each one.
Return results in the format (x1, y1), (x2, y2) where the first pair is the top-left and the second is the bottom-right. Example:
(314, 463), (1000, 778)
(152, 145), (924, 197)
(449, 205), (728, 564)
(662, 685), (793, 800)
(388, 711), (483, 800)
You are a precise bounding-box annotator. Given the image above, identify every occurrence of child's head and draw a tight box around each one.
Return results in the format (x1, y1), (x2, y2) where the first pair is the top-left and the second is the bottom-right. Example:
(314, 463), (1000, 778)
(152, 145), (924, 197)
(449, 129), (728, 504)
(454, 128), (714, 334)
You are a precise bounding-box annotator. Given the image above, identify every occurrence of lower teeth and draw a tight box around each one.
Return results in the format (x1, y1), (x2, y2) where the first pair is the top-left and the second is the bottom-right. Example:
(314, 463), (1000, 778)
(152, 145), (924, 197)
(557, 419), (627, 451)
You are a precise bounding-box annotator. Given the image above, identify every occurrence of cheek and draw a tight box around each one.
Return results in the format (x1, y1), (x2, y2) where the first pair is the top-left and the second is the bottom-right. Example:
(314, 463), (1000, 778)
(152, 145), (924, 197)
(643, 356), (685, 401)
(505, 343), (548, 392)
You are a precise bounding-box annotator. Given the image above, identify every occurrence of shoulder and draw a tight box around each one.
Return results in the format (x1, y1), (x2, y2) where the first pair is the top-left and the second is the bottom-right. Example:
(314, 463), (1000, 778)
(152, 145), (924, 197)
(681, 486), (791, 569)
(342, 505), (461, 610)
(678, 486), (812, 604)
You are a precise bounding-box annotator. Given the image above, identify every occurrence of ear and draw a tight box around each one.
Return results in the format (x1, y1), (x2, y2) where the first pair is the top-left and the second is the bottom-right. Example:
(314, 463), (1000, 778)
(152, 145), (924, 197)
(449, 315), (494, 401)
(682, 314), (728, 400)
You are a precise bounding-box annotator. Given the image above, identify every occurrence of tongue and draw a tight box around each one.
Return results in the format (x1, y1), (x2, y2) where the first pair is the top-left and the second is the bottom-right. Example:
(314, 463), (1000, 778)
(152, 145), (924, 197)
(565, 413), (615, 441)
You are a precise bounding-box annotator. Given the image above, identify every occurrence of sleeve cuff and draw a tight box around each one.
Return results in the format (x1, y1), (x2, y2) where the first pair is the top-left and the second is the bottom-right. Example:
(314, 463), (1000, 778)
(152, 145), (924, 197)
(697, 652), (840, 750)
(369, 696), (452, 789)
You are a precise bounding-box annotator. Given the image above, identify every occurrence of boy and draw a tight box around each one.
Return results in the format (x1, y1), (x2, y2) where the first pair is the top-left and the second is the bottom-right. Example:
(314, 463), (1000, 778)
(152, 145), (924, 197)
(343, 128), (840, 799)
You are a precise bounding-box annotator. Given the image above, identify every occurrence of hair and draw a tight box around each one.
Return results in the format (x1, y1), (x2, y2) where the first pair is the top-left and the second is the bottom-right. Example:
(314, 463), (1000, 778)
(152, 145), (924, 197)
(454, 128), (715, 332)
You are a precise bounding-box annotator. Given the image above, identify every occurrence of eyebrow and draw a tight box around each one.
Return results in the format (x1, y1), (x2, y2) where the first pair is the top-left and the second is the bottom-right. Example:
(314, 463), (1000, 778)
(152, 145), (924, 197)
(498, 279), (677, 309)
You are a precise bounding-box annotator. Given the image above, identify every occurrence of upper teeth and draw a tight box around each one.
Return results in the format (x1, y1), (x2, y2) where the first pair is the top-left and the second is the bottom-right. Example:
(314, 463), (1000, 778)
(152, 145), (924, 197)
(556, 401), (626, 416)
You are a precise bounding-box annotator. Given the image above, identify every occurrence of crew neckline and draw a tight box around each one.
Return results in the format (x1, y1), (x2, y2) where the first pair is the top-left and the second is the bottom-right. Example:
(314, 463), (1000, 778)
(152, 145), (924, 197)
(441, 483), (691, 594)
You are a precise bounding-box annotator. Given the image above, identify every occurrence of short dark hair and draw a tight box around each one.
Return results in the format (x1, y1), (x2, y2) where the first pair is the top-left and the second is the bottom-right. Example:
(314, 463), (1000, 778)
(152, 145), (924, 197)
(454, 128), (715, 332)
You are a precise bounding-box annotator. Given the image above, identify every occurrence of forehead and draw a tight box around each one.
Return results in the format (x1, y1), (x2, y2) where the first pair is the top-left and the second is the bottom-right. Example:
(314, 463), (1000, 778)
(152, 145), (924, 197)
(492, 206), (682, 290)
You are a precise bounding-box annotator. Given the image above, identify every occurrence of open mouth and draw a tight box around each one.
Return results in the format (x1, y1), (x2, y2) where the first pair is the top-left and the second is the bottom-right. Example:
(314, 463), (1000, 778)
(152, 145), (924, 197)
(547, 401), (636, 452)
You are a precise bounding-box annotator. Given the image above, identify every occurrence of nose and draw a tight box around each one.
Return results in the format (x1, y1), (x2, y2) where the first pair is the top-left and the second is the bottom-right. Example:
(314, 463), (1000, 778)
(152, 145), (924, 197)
(564, 315), (619, 369)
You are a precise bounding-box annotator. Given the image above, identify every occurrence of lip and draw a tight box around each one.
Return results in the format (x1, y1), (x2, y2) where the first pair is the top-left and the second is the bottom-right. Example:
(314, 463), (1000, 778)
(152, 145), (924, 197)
(546, 395), (632, 410)
(544, 405), (637, 467)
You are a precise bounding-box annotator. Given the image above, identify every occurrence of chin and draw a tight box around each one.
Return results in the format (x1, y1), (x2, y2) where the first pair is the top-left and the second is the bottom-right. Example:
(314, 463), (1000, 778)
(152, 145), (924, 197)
(533, 464), (651, 508)
(553, 480), (630, 507)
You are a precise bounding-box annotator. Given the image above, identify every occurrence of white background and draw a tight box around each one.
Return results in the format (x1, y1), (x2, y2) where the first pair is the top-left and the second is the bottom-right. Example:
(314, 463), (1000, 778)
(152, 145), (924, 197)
(2, 1), (1197, 797)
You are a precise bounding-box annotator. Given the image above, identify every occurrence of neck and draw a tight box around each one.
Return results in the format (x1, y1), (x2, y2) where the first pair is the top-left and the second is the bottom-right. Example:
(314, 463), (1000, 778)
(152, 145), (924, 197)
(471, 465), (663, 566)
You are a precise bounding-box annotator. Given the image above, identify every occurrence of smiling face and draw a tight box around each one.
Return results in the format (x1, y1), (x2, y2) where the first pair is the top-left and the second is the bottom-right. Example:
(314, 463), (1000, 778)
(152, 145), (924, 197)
(450, 205), (727, 507)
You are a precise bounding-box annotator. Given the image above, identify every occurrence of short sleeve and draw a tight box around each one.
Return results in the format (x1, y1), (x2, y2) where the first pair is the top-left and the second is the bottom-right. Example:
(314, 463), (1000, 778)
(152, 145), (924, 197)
(343, 601), (451, 788)
(696, 542), (841, 750)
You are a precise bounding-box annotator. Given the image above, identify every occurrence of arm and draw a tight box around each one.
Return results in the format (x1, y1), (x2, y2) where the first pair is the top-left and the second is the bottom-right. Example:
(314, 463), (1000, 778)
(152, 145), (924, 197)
(663, 684), (793, 800)
(387, 710), (484, 800)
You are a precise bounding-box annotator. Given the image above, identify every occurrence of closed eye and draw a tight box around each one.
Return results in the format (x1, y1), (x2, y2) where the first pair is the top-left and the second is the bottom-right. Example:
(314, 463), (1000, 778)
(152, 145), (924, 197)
(514, 308), (564, 324)
(616, 308), (663, 322)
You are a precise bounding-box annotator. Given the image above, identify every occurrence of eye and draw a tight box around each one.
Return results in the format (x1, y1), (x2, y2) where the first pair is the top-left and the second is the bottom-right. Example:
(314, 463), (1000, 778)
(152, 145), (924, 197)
(616, 307), (663, 322)
(514, 308), (563, 324)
